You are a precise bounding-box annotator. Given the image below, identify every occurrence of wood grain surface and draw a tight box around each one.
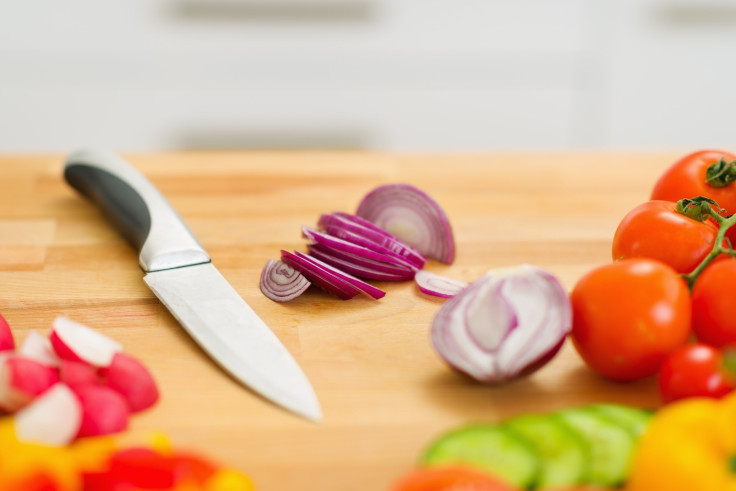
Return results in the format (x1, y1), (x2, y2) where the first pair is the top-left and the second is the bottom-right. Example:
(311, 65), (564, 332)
(0, 151), (683, 490)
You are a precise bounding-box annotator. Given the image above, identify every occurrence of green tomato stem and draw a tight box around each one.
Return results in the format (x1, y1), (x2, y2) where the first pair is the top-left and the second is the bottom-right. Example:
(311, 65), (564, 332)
(681, 204), (736, 289)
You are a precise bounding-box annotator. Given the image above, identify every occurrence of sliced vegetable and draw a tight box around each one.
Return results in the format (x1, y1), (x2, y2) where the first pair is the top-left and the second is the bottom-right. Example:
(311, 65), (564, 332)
(307, 245), (414, 281)
(356, 183), (455, 264)
(18, 331), (59, 367)
(588, 403), (653, 439)
(431, 264), (571, 383)
(73, 385), (130, 438)
(59, 360), (101, 390)
(421, 424), (539, 488)
(259, 259), (311, 302)
(0, 356), (59, 412)
(390, 466), (517, 491)
(293, 250), (385, 300)
(307, 244), (415, 280)
(0, 313), (14, 352)
(49, 317), (123, 367)
(15, 383), (82, 446)
(414, 270), (467, 298)
(103, 352), (159, 413)
(281, 250), (361, 300)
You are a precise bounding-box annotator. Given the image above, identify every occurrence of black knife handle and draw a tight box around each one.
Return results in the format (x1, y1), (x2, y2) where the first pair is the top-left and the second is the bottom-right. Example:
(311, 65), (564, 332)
(64, 148), (210, 272)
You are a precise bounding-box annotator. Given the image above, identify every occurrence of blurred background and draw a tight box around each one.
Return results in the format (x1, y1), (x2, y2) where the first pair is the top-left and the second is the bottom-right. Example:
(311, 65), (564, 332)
(1, 0), (735, 152)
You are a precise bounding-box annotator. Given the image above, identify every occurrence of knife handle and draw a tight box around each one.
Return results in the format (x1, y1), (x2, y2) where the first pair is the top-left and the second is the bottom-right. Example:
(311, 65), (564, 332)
(64, 148), (210, 272)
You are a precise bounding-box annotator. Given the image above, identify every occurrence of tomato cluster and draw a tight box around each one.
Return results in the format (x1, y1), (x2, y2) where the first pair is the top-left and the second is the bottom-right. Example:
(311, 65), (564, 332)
(570, 149), (736, 402)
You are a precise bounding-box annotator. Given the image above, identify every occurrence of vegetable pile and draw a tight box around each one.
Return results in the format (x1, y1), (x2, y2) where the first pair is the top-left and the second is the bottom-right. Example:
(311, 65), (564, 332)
(0, 314), (159, 445)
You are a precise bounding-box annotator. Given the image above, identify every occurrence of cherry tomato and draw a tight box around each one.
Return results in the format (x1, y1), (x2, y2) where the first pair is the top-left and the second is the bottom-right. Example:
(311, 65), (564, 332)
(658, 343), (734, 404)
(691, 258), (736, 347)
(390, 466), (516, 491)
(570, 258), (692, 381)
(651, 149), (736, 214)
(612, 200), (719, 274)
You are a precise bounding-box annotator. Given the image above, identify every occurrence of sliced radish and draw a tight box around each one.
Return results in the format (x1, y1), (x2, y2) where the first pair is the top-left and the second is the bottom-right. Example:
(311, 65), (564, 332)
(59, 359), (102, 390)
(103, 352), (159, 413)
(73, 384), (130, 438)
(0, 313), (14, 352)
(0, 355), (60, 412)
(19, 330), (60, 367)
(15, 383), (82, 446)
(50, 316), (123, 367)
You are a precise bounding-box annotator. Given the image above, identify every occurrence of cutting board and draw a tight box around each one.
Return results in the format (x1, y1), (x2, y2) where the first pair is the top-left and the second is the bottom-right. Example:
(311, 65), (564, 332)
(0, 151), (680, 490)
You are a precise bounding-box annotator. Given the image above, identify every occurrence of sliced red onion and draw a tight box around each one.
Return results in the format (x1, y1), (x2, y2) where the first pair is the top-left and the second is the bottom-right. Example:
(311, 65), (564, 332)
(281, 250), (361, 300)
(292, 251), (385, 300)
(415, 270), (468, 298)
(260, 260), (312, 302)
(308, 244), (415, 279)
(356, 184), (455, 264)
(307, 246), (414, 282)
(431, 265), (571, 384)
(318, 213), (427, 268)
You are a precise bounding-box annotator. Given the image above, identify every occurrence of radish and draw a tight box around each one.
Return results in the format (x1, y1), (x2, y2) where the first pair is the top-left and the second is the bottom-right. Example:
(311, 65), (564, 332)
(0, 355), (60, 412)
(103, 352), (159, 413)
(15, 383), (82, 446)
(18, 330), (60, 367)
(49, 316), (122, 367)
(73, 384), (130, 437)
(0, 313), (14, 352)
(59, 359), (101, 390)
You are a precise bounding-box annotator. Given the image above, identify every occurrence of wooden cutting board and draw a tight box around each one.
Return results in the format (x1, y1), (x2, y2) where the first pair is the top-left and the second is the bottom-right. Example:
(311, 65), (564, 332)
(0, 151), (682, 490)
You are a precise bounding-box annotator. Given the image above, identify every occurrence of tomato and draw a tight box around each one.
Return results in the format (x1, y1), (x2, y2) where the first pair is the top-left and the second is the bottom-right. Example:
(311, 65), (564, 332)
(658, 343), (734, 404)
(570, 258), (692, 381)
(390, 467), (516, 491)
(691, 258), (736, 347)
(612, 200), (719, 274)
(651, 149), (736, 214)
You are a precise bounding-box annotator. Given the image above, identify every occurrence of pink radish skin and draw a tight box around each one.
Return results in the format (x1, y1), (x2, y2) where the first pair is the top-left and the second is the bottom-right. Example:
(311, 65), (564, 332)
(59, 360), (101, 390)
(0, 313), (14, 352)
(0, 355), (59, 412)
(50, 316), (122, 367)
(73, 384), (130, 438)
(103, 352), (159, 413)
(19, 331), (60, 367)
(15, 383), (82, 446)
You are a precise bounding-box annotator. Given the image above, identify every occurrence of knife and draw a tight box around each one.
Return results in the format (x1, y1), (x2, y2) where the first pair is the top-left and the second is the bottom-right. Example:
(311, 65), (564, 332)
(63, 148), (322, 421)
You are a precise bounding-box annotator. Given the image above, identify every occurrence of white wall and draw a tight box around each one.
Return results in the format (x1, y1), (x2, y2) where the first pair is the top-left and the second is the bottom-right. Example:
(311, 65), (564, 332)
(1, 0), (734, 152)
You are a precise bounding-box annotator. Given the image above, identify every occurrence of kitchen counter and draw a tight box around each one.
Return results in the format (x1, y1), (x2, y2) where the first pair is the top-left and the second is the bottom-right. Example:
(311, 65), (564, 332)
(0, 151), (676, 490)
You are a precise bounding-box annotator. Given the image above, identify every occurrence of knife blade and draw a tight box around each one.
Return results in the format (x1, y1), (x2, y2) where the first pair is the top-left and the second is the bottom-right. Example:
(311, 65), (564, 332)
(63, 148), (322, 421)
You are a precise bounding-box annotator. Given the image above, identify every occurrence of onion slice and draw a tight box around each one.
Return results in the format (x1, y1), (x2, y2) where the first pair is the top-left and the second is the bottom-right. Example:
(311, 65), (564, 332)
(308, 244), (415, 279)
(281, 250), (362, 300)
(307, 245), (414, 281)
(356, 183), (455, 264)
(293, 251), (385, 300)
(415, 270), (468, 298)
(260, 260), (311, 302)
(430, 264), (571, 384)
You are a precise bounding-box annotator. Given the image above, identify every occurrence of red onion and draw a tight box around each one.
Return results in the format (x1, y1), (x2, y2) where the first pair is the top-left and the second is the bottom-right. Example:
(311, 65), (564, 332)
(355, 184), (455, 264)
(259, 260), (312, 302)
(307, 245), (415, 281)
(430, 265), (571, 384)
(415, 270), (468, 298)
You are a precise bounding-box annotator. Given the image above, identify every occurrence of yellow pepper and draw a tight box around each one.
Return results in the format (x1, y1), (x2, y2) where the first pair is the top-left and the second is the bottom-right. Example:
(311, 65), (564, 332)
(627, 392), (736, 491)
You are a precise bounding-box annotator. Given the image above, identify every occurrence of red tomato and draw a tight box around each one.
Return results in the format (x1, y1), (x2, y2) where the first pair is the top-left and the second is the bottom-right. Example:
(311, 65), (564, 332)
(691, 258), (736, 347)
(570, 258), (692, 381)
(651, 149), (736, 214)
(658, 343), (734, 404)
(612, 200), (719, 274)
(390, 467), (516, 491)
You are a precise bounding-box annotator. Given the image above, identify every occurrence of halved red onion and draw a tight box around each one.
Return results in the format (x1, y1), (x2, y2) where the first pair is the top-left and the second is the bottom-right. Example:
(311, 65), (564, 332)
(281, 250), (361, 300)
(318, 213), (427, 268)
(356, 184), (455, 264)
(430, 265), (571, 384)
(415, 270), (468, 298)
(260, 260), (312, 302)
(293, 251), (385, 300)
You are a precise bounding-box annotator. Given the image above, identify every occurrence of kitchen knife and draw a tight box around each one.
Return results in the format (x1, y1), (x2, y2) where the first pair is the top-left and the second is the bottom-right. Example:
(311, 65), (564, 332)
(63, 148), (322, 421)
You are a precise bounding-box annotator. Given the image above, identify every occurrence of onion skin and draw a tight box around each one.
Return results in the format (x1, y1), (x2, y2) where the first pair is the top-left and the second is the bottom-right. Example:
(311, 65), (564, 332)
(430, 265), (571, 384)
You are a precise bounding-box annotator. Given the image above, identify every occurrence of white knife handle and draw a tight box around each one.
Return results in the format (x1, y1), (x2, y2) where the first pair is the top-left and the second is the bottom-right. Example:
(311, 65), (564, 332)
(64, 148), (210, 272)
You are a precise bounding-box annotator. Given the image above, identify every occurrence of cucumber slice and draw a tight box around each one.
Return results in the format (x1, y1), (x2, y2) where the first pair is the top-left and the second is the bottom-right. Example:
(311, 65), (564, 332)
(588, 403), (653, 438)
(556, 408), (635, 487)
(503, 413), (588, 488)
(420, 424), (539, 488)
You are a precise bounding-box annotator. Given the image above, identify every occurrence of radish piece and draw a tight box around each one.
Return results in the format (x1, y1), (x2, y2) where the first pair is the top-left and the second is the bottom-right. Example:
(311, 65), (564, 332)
(49, 316), (123, 367)
(0, 355), (60, 412)
(15, 383), (82, 446)
(415, 270), (469, 298)
(103, 352), (159, 413)
(59, 359), (101, 390)
(0, 313), (14, 352)
(19, 330), (60, 367)
(74, 384), (130, 437)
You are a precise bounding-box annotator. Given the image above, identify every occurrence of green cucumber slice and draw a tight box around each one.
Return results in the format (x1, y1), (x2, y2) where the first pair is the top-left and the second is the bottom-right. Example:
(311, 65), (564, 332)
(588, 403), (653, 438)
(556, 408), (635, 487)
(420, 424), (539, 488)
(503, 413), (588, 488)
